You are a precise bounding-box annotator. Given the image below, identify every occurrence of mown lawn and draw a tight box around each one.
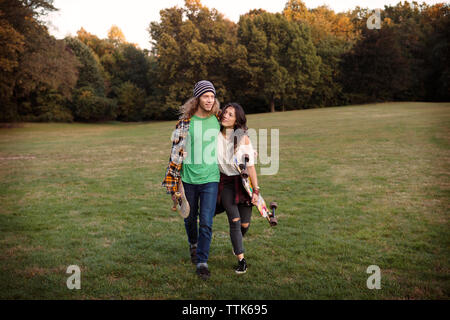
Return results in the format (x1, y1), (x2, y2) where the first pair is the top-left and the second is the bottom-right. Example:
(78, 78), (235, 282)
(0, 102), (448, 299)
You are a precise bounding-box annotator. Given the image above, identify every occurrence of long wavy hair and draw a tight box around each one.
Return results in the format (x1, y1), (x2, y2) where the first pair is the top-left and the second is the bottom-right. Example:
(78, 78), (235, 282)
(219, 102), (248, 153)
(179, 96), (221, 120)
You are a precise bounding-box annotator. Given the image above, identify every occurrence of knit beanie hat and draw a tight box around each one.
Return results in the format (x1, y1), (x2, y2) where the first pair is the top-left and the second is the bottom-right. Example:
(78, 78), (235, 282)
(193, 80), (216, 98)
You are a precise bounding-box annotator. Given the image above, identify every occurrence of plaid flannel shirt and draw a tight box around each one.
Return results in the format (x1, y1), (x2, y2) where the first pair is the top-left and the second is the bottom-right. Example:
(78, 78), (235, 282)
(162, 118), (191, 194)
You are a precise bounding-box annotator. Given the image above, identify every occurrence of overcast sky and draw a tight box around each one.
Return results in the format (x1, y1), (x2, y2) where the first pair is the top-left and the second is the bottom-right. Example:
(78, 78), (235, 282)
(44, 0), (446, 50)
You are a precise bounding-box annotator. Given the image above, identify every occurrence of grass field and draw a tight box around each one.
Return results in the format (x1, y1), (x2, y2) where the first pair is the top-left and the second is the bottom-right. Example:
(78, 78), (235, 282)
(0, 102), (449, 299)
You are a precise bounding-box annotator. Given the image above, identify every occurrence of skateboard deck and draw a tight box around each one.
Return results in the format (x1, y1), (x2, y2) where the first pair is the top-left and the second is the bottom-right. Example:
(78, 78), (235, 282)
(171, 180), (190, 218)
(234, 155), (277, 226)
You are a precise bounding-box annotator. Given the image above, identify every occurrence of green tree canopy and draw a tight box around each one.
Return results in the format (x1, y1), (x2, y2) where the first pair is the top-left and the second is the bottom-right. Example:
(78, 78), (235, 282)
(0, 0), (78, 121)
(340, 2), (449, 103)
(237, 11), (321, 111)
(64, 36), (106, 96)
(148, 0), (242, 116)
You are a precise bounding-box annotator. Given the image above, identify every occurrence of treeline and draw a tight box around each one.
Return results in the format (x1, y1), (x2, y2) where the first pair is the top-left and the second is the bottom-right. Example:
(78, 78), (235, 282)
(0, 0), (448, 122)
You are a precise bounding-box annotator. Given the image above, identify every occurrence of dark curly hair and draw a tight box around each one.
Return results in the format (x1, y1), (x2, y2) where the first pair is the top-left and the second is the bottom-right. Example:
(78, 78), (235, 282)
(219, 102), (248, 153)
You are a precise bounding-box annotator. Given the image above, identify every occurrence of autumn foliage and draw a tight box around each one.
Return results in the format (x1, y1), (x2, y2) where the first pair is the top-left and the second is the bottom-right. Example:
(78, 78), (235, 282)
(0, 0), (448, 122)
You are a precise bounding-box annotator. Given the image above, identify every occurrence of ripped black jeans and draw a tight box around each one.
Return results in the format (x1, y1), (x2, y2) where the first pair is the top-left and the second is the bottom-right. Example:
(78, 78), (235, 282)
(221, 183), (252, 255)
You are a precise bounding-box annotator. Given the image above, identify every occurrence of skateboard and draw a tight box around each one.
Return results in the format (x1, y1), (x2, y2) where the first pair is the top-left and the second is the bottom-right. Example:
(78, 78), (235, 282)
(234, 154), (278, 226)
(171, 180), (190, 218)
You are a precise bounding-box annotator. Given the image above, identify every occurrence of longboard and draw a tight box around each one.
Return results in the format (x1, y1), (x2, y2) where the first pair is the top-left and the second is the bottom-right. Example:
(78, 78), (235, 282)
(171, 180), (190, 218)
(234, 155), (277, 226)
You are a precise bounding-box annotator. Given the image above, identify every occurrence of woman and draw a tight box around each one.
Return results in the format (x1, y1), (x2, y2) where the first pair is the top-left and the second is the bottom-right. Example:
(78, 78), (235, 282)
(216, 102), (260, 274)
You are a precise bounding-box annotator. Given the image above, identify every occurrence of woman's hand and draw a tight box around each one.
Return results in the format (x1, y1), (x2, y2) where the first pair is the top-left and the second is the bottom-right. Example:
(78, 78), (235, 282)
(251, 192), (258, 205)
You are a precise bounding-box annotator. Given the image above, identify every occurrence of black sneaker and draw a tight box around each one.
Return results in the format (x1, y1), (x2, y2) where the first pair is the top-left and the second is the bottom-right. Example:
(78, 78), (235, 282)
(196, 265), (210, 280)
(235, 258), (247, 274)
(190, 245), (197, 264)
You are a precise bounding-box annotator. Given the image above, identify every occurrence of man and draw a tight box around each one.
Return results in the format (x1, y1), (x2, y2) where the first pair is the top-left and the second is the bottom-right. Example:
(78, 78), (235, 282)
(162, 80), (220, 280)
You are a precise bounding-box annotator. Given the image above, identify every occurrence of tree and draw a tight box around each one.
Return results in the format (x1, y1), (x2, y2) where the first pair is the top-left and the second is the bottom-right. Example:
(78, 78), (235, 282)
(419, 3), (449, 101)
(0, 18), (25, 120)
(308, 36), (348, 107)
(283, 0), (309, 23)
(116, 81), (146, 121)
(339, 25), (411, 102)
(237, 12), (320, 111)
(110, 44), (151, 95)
(64, 37), (116, 121)
(71, 86), (116, 122)
(26, 89), (74, 122)
(107, 25), (126, 48)
(0, 0), (80, 122)
(340, 2), (449, 103)
(76, 27), (114, 96)
(64, 37), (105, 96)
(16, 33), (79, 99)
(15, 34), (79, 121)
(77, 27), (115, 58)
(283, 1), (356, 108)
(149, 0), (241, 117)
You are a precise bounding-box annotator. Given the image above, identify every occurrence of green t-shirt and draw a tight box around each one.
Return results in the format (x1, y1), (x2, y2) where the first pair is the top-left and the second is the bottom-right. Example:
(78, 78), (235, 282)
(181, 115), (220, 184)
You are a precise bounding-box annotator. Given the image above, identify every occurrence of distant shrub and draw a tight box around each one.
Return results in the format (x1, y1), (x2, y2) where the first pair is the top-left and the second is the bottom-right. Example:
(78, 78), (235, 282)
(71, 87), (117, 122)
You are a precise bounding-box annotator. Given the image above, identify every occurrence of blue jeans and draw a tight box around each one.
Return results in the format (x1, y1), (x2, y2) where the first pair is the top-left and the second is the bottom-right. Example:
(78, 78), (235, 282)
(182, 181), (218, 264)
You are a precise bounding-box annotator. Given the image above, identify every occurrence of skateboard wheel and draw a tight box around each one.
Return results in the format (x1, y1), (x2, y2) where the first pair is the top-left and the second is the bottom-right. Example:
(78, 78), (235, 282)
(270, 202), (278, 209)
(269, 216), (278, 226)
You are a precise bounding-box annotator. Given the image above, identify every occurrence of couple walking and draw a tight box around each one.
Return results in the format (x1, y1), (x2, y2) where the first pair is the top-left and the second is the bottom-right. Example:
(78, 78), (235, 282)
(162, 80), (260, 280)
